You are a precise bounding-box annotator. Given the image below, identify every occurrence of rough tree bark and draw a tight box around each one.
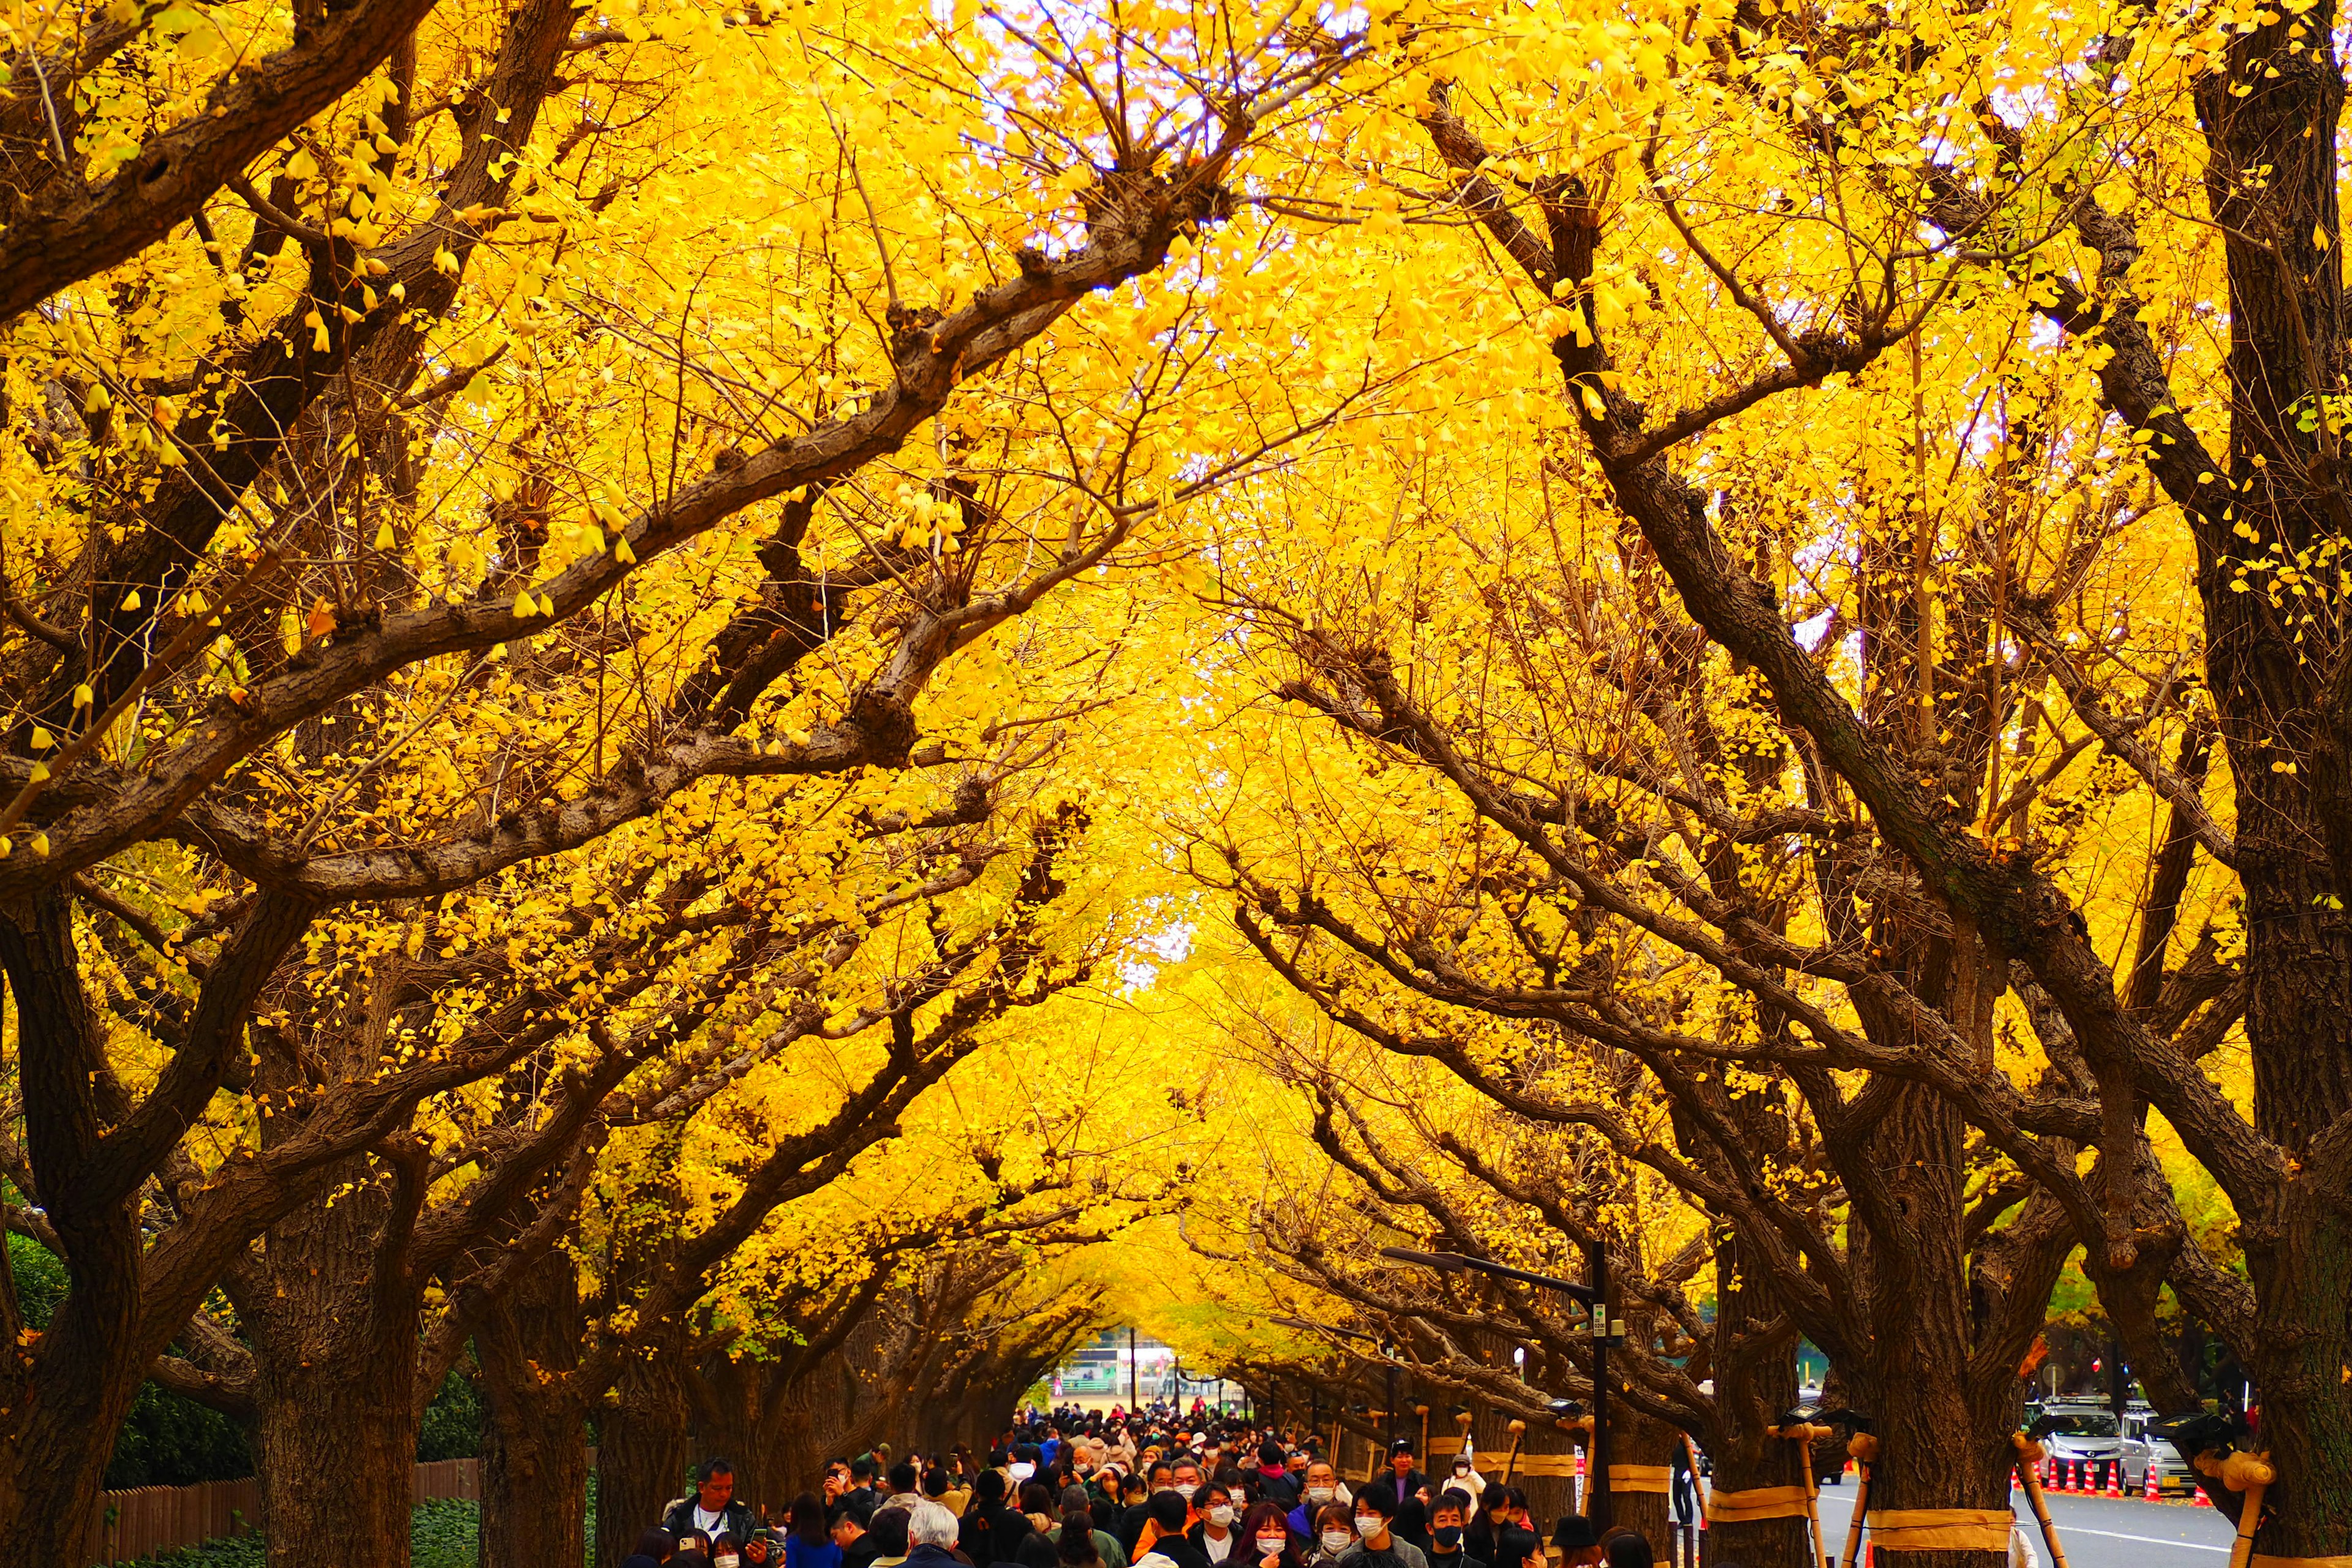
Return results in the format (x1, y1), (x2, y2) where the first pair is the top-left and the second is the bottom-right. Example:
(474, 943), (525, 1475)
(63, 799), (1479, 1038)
(598, 1341), (694, 1568)
(478, 1252), (592, 1568)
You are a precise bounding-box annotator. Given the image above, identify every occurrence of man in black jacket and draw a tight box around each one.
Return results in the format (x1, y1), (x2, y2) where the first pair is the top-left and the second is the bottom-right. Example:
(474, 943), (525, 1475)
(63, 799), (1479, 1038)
(1136, 1491), (1212, 1568)
(664, 1460), (763, 1555)
(1426, 1493), (1485, 1568)
(1362, 1442), (1429, 1518)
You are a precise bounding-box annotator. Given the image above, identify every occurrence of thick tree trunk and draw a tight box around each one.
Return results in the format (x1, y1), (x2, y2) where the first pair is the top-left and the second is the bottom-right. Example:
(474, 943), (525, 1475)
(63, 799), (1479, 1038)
(691, 1349), (796, 1516)
(1607, 1412), (1678, 1558)
(1700, 1238), (1813, 1568)
(244, 1158), (427, 1568)
(0, 891), (151, 1561)
(479, 1253), (590, 1568)
(1847, 1085), (2008, 1568)
(2189, 0), (2352, 1542)
(598, 1342), (692, 1568)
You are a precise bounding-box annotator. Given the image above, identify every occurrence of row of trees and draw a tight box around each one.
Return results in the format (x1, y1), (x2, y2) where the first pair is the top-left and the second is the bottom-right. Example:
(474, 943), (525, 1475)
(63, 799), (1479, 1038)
(0, 0), (1385, 1561)
(12, 1), (2352, 1567)
(1159, 0), (2350, 1563)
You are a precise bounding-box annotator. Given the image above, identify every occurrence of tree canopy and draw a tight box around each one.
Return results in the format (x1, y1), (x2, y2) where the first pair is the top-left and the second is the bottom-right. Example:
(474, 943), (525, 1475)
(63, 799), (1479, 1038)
(4, 0), (2348, 1560)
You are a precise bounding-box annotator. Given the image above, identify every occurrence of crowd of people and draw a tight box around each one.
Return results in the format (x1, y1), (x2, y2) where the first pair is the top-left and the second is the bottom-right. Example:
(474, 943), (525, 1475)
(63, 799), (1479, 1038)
(616, 1400), (1659, 1568)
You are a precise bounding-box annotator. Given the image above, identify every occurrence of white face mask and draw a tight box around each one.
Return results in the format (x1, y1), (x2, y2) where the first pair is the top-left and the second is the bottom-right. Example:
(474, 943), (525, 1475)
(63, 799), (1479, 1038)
(1321, 1531), (1355, 1555)
(1175, 1482), (1199, 1500)
(1258, 1539), (1289, 1556)
(1210, 1506), (1237, 1527)
(1356, 1519), (1382, 1540)
(1308, 1487), (1335, 1504)
(1012, 1463), (1036, 1480)
(717, 1558), (741, 1568)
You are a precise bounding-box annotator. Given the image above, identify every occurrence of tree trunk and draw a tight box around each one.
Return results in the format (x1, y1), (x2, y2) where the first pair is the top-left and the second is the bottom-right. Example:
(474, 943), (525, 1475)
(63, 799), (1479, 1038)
(0, 891), (152, 1561)
(690, 1349), (798, 1518)
(1606, 1411), (1678, 1558)
(244, 1158), (427, 1568)
(1700, 1238), (1812, 1568)
(598, 1341), (692, 1568)
(2187, 0), (2352, 1548)
(479, 1252), (590, 1568)
(1847, 1087), (2007, 1568)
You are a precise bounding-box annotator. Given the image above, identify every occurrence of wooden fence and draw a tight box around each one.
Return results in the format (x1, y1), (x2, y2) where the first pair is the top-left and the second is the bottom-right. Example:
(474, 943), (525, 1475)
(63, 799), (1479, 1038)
(82, 1458), (484, 1566)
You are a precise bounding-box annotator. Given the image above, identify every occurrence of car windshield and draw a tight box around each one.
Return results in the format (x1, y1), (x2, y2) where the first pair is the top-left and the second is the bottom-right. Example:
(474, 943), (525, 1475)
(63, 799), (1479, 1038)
(2045, 1412), (2120, 1438)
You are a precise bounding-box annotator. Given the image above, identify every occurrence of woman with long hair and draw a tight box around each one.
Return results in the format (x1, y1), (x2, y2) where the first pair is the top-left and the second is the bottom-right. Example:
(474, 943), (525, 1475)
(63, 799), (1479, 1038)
(786, 1494), (843, 1568)
(1060, 1510), (1107, 1568)
(1238, 1502), (1302, 1568)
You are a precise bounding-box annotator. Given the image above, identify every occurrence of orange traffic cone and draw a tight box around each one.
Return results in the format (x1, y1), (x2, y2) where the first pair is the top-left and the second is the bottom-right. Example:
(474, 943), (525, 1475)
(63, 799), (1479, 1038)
(2144, 1463), (2161, 1502)
(2191, 1483), (2212, 1508)
(2108, 1462), (2124, 1498)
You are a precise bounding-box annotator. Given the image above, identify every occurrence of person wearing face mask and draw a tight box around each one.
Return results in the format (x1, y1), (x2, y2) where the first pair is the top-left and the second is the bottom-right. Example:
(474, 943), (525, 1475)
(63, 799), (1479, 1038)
(1169, 1460), (1206, 1518)
(1284, 1462), (1349, 1541)
(1305, 1504), (1357, 1568)
(1340, 1490), (1428, 1568)
(712, 1534), (751, 1568)
(1462, 1488), (1517, 1568)
(1423, 1494), (1483, 1568)
(1186, 1483), (1243, 1564)
(1441, 1457), (1483, 1506)
(1236, 1501), (1303, 1568)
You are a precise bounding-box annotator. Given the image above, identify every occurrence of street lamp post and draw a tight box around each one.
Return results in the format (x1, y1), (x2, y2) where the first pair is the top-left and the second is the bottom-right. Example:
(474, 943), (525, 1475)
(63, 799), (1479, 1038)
(1378, 1243), (1623, 1526)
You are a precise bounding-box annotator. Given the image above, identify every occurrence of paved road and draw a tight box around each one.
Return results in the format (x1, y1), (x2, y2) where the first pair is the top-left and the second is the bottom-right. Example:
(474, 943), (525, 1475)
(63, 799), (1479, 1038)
(1801, 1485), (2236, 1568)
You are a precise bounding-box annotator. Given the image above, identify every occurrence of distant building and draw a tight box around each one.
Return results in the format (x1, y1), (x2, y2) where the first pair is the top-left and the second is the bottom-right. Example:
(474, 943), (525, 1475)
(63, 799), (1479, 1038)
(1047, 1328), (1244, 1412)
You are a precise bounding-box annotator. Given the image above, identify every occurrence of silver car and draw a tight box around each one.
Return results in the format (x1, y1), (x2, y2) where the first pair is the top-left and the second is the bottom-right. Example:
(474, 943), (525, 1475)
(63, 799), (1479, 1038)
(2121, 1409), (2199, 1496)
(2034, 1404), (2124, 1488)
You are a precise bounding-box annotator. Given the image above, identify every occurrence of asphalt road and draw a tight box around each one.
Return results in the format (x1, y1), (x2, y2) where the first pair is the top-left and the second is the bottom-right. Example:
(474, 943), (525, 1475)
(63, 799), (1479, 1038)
(1801, 1485), (2237, 1568)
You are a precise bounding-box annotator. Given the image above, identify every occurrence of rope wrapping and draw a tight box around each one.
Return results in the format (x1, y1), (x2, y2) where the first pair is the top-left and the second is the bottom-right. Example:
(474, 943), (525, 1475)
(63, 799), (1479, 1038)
(1607, 1464), (1672, 1494)
(1706, 1485), (1812, 1523)
(1863, 1509), (2013, 1552)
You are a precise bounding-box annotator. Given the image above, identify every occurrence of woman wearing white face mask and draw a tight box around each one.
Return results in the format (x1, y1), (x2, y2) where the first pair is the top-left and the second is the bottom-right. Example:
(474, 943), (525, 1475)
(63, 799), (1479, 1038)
(1306, 1504), (1357, 1568)
(1238, 1501), (1303, 1568)
(1186, 1483), (1242, 1563)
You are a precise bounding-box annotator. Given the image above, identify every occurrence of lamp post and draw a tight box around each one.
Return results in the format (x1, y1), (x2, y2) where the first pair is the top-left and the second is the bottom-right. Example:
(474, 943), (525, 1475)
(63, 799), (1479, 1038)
(1378, 1242), (1623, 1526)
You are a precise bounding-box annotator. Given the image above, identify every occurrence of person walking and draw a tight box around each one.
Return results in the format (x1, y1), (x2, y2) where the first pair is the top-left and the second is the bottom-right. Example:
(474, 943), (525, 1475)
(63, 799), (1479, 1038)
(1305, 1505), (1357, 1568)
(1188, 1481), (1245, 1566)
(1136, 1494), (1213, 1568)
(1425, 1495), (1483, 1568)
(1286, 1464), (1347, 1540)
(1343, 1490), (1428, 1568)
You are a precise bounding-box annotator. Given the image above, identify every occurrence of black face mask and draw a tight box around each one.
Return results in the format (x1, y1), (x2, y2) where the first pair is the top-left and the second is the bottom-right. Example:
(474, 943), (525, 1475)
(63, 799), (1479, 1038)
(1436, 1529), (1464, 1550)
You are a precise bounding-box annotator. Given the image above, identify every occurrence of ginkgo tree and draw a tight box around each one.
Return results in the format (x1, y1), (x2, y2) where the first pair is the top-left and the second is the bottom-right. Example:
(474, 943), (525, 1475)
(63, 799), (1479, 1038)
(0, 0), (1396, 1553)
(1198, 0), (2343, 1553)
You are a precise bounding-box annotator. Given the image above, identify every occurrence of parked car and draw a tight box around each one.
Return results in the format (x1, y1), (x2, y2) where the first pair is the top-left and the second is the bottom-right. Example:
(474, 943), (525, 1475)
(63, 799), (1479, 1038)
(2030, 1402), (2125, 1487)
(2121, 1409), (2199, 1496)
